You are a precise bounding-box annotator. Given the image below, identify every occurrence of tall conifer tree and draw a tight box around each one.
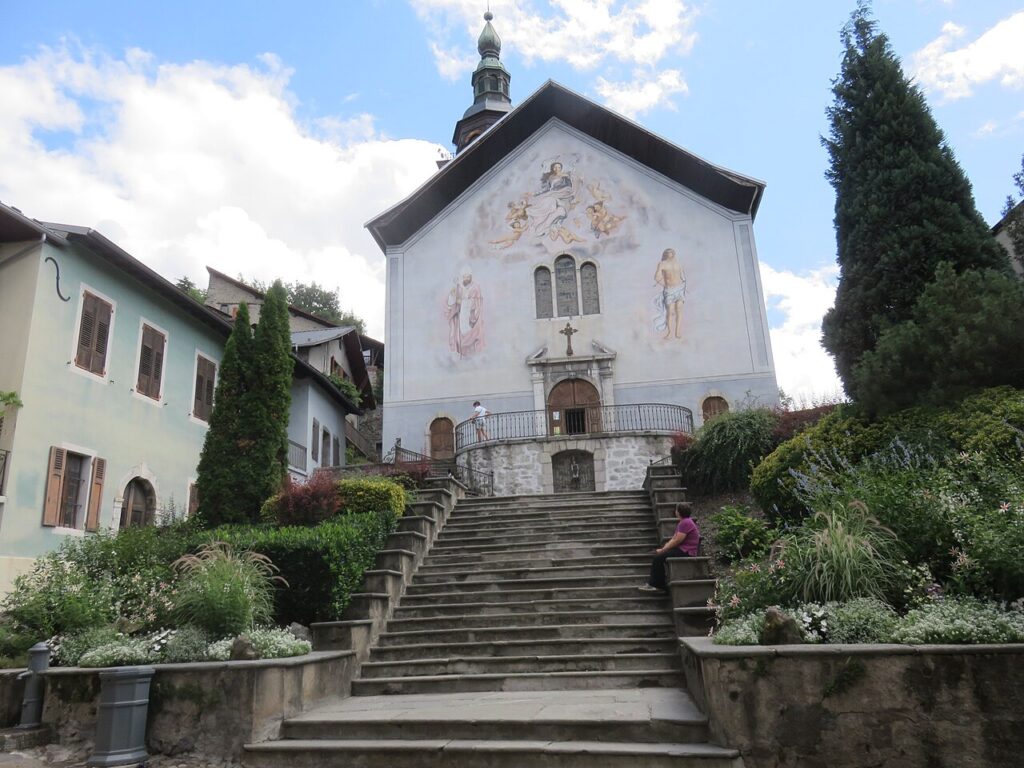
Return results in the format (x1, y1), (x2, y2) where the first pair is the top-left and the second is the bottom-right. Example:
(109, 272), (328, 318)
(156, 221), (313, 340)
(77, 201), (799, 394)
(821, 4), (1008, 398)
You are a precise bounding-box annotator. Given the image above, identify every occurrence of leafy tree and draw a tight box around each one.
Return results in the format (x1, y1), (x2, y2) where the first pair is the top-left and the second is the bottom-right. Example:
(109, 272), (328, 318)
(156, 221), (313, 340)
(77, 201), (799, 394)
(1000, 153), (1024, 271)
(852, 263), (1024, 415)
(821, 4), (1009, 399)
(175, 276), (207, 303)
(195, 286), (293, 526)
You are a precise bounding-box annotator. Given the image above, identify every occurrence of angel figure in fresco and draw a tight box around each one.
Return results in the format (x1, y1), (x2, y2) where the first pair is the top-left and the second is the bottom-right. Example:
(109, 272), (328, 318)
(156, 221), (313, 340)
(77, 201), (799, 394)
(490, 199), (531, 249)
(585, 200), (625, 239)
(653, 248), (686, 340)
(445, 268), (485, 358)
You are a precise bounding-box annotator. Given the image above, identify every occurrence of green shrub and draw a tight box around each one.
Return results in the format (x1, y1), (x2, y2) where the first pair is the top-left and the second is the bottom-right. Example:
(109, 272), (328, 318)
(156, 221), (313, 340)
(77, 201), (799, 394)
(779, 503), (907, 605)
(712, 612), (766, 645)
(677, 408), (779, 494)
(209, 511), (398, 625)
(891, 598), (1024, 644)
(158, 627), (211, 663)
(337, 478), (406, 518)
(3, 556), (118, 640)
(53, 626), (123, 666)
(171, 542), (283, 638)
(247, 627), (311, 658)
(826, 598), (899, 644)
(709, 505), (776, 562)
(78, 638), (152, 668)
(714, 558), (792, 621)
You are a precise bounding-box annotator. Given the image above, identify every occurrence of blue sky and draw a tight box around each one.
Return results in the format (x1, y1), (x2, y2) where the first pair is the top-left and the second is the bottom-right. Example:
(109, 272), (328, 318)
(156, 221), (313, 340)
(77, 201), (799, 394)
(2, 1), (1022, 396)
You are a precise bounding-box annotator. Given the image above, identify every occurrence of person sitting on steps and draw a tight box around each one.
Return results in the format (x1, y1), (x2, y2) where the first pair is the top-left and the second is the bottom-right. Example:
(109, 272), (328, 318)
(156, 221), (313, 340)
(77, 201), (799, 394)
(638, 502), (700, 592)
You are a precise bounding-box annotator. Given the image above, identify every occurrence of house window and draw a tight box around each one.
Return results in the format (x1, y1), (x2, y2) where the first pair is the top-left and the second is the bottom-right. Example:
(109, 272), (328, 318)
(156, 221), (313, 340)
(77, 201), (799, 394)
(75, 292), (113, 375)
(321, 429), (331, 466)
(554, 255), (579, 316)
(580, 262), (600, 315)
(193, 356), (217, 422)
(136, 324), (166, 400)
(311, 419), (320, 462)
(702, 396), (730, 423)
(534, 267), (553, 319)
(42, 447), (104, 531)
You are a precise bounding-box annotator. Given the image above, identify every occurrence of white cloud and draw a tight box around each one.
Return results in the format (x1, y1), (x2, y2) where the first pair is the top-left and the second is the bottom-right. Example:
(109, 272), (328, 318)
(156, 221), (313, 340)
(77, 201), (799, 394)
(595, 68), (687, 118)
(0, 44), (442, 338)
(760, 262), (845, 400)
(412, 0), (698, 111)
(912, 12), (1024, 101)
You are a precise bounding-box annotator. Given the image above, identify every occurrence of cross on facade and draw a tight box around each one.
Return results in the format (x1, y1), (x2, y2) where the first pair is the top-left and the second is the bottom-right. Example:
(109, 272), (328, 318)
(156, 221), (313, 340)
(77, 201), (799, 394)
(560, 322), (578, 357)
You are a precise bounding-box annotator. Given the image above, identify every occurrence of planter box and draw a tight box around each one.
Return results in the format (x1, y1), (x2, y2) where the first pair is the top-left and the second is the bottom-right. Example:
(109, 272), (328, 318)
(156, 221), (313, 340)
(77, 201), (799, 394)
(681, 637), (1024, 768)
(40, 650), (356, 759)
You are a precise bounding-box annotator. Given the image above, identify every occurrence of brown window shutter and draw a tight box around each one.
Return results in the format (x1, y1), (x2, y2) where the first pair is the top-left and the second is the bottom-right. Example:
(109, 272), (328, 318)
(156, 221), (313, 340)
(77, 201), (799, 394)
(311, 419), (320, 461)
(43, 447), (66, 526)
(137, 325), (165, 398)
(333, 436), (341, 467)
(85, 458), (106, 531)
(76, 294), (98, 370)
(193, 366), (205, 418)
(91, 299), (113, 375)
(188, 483), (199, 517)
(193, 357), (216, 421)
(151, 331), (165, 396)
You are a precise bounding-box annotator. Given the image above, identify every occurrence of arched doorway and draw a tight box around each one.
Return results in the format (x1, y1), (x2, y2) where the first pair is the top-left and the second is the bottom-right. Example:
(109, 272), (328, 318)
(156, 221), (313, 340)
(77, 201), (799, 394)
(547, 378), (601, 435)
(120, 478), (156, 528)
(702, 396), (730, 423)
(552, 450), (595, 493)
(429, 417), (455, 460)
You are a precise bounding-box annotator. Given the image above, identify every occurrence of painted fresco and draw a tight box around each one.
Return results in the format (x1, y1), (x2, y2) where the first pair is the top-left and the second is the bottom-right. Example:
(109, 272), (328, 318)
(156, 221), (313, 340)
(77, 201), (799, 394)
(443, 267), (485, 359)
(653, 247), (686, 340)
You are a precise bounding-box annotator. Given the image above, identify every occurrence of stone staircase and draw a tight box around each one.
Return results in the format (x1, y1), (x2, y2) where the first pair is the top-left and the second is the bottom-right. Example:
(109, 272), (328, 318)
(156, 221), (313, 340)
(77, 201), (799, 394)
(245, 488), (739, 767)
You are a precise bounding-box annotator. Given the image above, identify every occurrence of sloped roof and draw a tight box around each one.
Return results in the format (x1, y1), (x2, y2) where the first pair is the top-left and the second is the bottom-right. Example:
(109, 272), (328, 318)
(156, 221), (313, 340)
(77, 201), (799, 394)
(366, 80), (766, 250)
(291, 327), (358, 348)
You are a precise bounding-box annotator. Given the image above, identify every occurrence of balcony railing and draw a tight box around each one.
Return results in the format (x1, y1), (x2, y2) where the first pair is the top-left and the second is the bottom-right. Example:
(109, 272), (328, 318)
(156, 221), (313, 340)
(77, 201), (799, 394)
(318, 445), (494, 496)
(0, 449), (8, 496)
(455, 402), (693, 452)
(287, 440), (307, 473)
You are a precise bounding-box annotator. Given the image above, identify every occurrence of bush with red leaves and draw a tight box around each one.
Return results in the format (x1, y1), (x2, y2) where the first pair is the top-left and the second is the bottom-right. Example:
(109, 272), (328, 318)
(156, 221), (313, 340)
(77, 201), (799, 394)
(269, 472), (342, 526)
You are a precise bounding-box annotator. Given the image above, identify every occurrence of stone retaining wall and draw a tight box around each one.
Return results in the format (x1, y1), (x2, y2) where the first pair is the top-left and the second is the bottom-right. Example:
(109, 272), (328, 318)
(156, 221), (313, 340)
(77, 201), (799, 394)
(460, 433), (672, 495)
(681, 637), (1024, 768)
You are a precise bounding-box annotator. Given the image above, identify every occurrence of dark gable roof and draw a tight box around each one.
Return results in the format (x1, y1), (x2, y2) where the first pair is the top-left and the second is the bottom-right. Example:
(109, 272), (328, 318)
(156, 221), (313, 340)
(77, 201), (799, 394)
(39, 220), (361, 416)
(366, 80), (766, 250)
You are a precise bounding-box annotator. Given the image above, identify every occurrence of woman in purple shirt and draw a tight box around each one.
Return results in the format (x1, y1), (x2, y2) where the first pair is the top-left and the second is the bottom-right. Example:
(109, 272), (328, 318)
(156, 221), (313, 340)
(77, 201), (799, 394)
(639, 502), (700, 592)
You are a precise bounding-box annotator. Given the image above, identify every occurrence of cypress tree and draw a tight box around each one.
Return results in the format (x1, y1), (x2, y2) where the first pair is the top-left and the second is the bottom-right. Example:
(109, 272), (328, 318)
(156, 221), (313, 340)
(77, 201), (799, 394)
(821, 4), (1009, 398)
(196, 302), (255, 526)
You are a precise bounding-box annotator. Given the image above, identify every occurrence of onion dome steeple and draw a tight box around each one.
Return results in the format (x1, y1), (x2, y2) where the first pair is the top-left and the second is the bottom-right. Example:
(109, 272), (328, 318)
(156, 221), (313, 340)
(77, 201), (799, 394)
(452, 10), (513, 154)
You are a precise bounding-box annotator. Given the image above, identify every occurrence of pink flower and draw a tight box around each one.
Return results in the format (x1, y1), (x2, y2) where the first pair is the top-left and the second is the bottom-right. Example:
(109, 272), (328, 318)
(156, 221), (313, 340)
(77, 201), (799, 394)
(729, 595), (741, 607)
(748, 563), (761, 573)
(1000, 502), (1011, 512)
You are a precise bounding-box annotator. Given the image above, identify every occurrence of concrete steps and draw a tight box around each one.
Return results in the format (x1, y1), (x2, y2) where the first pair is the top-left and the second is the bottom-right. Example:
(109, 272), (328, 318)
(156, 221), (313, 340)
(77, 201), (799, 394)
(247, 489), (734, 767)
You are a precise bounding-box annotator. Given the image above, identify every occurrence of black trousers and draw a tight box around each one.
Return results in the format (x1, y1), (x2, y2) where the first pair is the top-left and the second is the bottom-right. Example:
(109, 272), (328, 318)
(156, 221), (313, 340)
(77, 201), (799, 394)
(648, 549), (689, 590)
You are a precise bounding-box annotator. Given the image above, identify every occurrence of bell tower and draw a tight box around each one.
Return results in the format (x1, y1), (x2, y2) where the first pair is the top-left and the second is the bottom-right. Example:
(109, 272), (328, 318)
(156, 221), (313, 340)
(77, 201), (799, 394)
(452, 10), (512, 153)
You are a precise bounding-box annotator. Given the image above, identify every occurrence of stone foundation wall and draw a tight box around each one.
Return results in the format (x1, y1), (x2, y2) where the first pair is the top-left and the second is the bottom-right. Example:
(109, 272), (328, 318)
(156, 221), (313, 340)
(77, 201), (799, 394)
(460, 433), (672, 495)
(681, 637), (1024, 768)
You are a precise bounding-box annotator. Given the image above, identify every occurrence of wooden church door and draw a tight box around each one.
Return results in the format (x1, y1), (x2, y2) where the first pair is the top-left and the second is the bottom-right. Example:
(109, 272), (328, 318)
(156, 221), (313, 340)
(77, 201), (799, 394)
(547, 378), (601, 436)
(429, 417), (455, 460)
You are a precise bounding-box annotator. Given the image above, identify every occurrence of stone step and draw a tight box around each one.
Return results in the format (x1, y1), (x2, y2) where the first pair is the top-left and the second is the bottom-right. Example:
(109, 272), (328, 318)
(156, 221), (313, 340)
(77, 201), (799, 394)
(392, 596), (668, 619)
(376, 621), (675, 648)
(674, 607), (717, 637)
(441, 515), (654, 534)
(384, 609), (675, 633)
(428, 535), (658, 555)
(420, 548), (656, 568)
(244, 739), (741, 768)
(399, 584), (655, 607)
(666, 557), (714, 581)
(415, 553), (653, 573)
(455, 491), (648, 507)
(359, 652), (682, 679)
(351, 668), (687, 695)
(434, 527), (656, 547)
(668, 579), (718, 609)
(405, 573), (649, 595)
(448, 503), (652, 519)
(368, 636), (678, 663)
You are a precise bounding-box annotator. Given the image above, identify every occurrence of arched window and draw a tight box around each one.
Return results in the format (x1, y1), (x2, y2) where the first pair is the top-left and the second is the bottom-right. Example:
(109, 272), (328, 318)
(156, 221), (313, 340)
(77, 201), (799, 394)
(120, 478), (156, 528)
(429, 418), (455, 460)
(554, 255), (579, 316)
(580, 262), (600, 315)
(702, 396), (730, 423)
(534, 267), (553, 319)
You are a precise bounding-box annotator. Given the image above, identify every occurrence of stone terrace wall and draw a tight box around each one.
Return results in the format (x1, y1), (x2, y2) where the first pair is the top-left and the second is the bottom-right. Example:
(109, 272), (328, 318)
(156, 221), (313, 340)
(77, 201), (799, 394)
(681, 637), (1024, 768)
(460, 433), (672, 495)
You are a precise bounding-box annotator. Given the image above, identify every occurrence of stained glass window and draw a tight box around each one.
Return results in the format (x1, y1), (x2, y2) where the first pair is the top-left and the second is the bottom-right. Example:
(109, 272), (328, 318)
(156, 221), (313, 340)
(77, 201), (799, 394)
(580, 262), (600, 315)
(554, 255), (579, 316)
(534, 267), (553, 319)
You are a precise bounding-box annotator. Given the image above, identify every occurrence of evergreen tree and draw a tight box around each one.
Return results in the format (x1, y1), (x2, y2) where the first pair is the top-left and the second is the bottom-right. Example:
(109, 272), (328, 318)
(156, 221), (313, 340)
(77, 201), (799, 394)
(821, 4), (1009, 398)
(195, 302), (255, 525)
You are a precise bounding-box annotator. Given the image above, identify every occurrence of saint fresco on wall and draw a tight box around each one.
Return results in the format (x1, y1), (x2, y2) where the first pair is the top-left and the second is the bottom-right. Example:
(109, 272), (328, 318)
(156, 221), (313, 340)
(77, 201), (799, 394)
(444, 266), (485, 358)
(653, 248), (686, 340)
(489, 154), (627, 251)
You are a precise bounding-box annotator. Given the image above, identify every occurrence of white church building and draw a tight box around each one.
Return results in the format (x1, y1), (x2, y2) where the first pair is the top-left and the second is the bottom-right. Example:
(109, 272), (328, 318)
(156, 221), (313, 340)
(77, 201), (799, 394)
(367, 13), (778, 495)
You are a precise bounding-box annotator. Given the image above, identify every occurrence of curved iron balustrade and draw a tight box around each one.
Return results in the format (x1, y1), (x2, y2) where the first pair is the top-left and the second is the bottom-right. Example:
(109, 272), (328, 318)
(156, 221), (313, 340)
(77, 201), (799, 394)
(455, 403), (693, 452)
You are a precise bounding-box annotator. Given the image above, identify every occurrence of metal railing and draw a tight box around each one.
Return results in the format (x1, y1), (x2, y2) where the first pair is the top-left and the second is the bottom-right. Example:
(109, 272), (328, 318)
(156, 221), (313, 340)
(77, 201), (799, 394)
(455, 402), (693, 452)
(0, 449), (8, 496)
(287, 440), (307, 473)
(320, 445), (494, 496)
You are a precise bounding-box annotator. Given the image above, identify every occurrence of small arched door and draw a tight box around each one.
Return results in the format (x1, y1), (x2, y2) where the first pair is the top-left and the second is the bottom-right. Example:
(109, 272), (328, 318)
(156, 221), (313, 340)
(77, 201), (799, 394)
(120, 478), (156, 528)
(548, 378), (601, 436)
(702, 396), (730, 424)
(552, 450), (596, 493)
(429, 417), (455, 460)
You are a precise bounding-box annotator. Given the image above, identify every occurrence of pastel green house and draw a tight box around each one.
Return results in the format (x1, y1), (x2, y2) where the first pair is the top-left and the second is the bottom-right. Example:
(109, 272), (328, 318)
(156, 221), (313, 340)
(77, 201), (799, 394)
(0, 202), (229, 592)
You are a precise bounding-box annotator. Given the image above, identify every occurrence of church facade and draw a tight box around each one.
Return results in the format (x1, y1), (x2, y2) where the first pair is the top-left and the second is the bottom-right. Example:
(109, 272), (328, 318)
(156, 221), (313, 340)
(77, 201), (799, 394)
(368, 16), (777, 495)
